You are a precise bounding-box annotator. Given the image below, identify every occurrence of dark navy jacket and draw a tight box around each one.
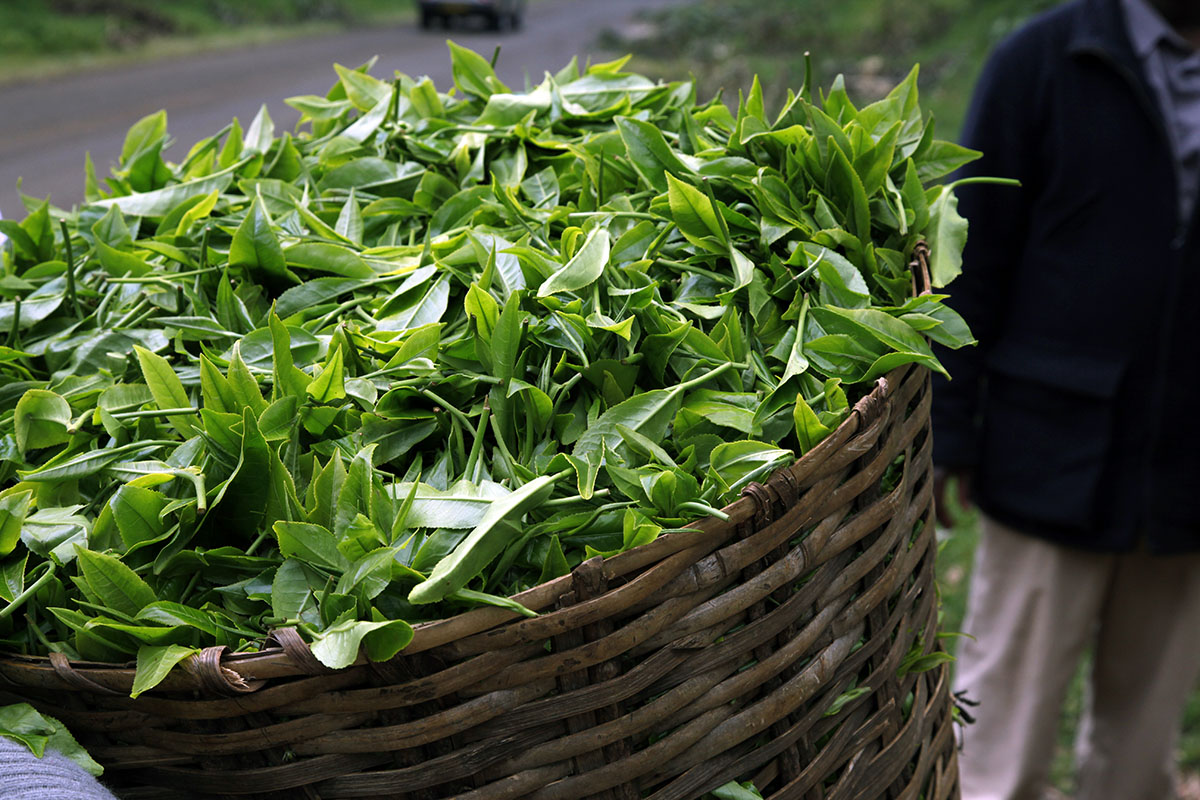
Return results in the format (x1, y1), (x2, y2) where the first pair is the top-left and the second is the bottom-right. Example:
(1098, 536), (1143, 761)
(931, 0), (1200, 553)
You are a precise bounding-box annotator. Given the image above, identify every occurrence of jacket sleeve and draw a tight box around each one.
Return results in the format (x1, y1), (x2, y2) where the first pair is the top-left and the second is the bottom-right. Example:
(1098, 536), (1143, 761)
(930, 27), (1047, 469)
(0, 736), (118, 800)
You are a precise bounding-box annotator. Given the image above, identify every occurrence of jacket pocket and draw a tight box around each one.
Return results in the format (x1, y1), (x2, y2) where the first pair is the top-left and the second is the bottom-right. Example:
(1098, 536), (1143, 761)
(977, 339), (1125, 529)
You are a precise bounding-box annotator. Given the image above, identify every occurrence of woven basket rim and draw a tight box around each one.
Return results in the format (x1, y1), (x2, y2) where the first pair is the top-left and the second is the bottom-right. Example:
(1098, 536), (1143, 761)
(0, 363), (915, 698)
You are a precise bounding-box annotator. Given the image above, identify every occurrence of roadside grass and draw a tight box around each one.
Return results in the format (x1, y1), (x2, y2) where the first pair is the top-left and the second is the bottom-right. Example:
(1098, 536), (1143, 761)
(0, 0), (413, 86)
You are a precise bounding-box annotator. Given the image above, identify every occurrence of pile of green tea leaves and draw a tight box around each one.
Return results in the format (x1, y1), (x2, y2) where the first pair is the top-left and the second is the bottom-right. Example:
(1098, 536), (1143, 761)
(0, 44), (977, 694)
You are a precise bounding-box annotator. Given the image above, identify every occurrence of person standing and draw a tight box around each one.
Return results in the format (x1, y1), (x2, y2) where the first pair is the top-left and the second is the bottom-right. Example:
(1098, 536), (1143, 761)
(932, 0), (1200, 798)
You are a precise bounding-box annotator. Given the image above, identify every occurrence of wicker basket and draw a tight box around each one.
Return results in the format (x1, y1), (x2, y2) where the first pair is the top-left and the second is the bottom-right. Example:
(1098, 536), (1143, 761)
(0, 361), (958, 800)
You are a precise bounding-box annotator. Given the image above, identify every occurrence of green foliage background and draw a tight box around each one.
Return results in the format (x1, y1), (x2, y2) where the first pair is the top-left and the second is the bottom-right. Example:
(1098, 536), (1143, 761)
(0, 0), (408, 78)
(0, 0), (403, 55)
(616, 0), (1059, 140)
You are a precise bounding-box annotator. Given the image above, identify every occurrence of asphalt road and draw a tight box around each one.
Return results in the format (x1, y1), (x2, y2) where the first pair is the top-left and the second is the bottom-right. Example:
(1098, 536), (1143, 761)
(0, 0), (685, 222)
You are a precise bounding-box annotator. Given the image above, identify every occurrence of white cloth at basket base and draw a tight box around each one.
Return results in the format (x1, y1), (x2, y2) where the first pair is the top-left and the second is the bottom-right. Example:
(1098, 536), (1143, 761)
(0, 737), (117, 800)
(954, 516), (1200, 800)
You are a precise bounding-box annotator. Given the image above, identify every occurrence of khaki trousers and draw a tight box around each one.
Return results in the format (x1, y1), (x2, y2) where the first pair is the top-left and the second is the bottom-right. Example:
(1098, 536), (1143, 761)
(955, 517), (1200, 800)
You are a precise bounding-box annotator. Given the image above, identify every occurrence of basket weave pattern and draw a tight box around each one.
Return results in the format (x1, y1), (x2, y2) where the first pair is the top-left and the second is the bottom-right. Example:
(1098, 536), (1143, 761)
(0, 363), (958, 800)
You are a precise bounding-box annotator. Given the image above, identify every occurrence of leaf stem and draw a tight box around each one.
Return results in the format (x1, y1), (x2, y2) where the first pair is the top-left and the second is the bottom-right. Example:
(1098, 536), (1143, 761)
(177, 570), (203, 607)
(388, 78), (401, 125)
(59, 219), (82, 318)
(200, 226), (211, 273)
(676, 361), (741, 392)
(246, 528), (272, 557)
(26, 612), (57, 653)
(567, 211), (660, 221)
(178, 122), (232, 173)
(111, 297), (152, 330)
(178, 467), (208, 514)
(0, 563), (56, 623)
(119, 304), (161, 331)
(464, 404), (491, 481)
(750, 350), (779, 390)
(420, 389), (475, 431)
(679, 501), (730, 521)
(111, 407), (199, 419)
(508, 201), (551, 251)
(5, 296), (19, 348)
(591, 156), (603, 210)
(549, 372), (583, 417)
(314, 298), (364, 331)
(93, 286), (115, 327)
(488, 412), (519, 482)
(541, 488), (612, 508)
(105, 266), (220, 284)
(655, 258), (734, 285)
(65, 410), (91, 435)
(642, 222), (677, 261)
(944, 176), (1021, 191)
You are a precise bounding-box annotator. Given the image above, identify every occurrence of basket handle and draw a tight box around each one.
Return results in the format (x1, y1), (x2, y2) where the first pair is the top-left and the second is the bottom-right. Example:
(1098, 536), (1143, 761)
(910, 241), (932, 297)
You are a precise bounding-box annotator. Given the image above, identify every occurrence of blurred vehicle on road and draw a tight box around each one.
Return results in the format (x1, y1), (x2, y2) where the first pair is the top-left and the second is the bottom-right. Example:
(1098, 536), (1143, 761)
(416, 0), (525, 30)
